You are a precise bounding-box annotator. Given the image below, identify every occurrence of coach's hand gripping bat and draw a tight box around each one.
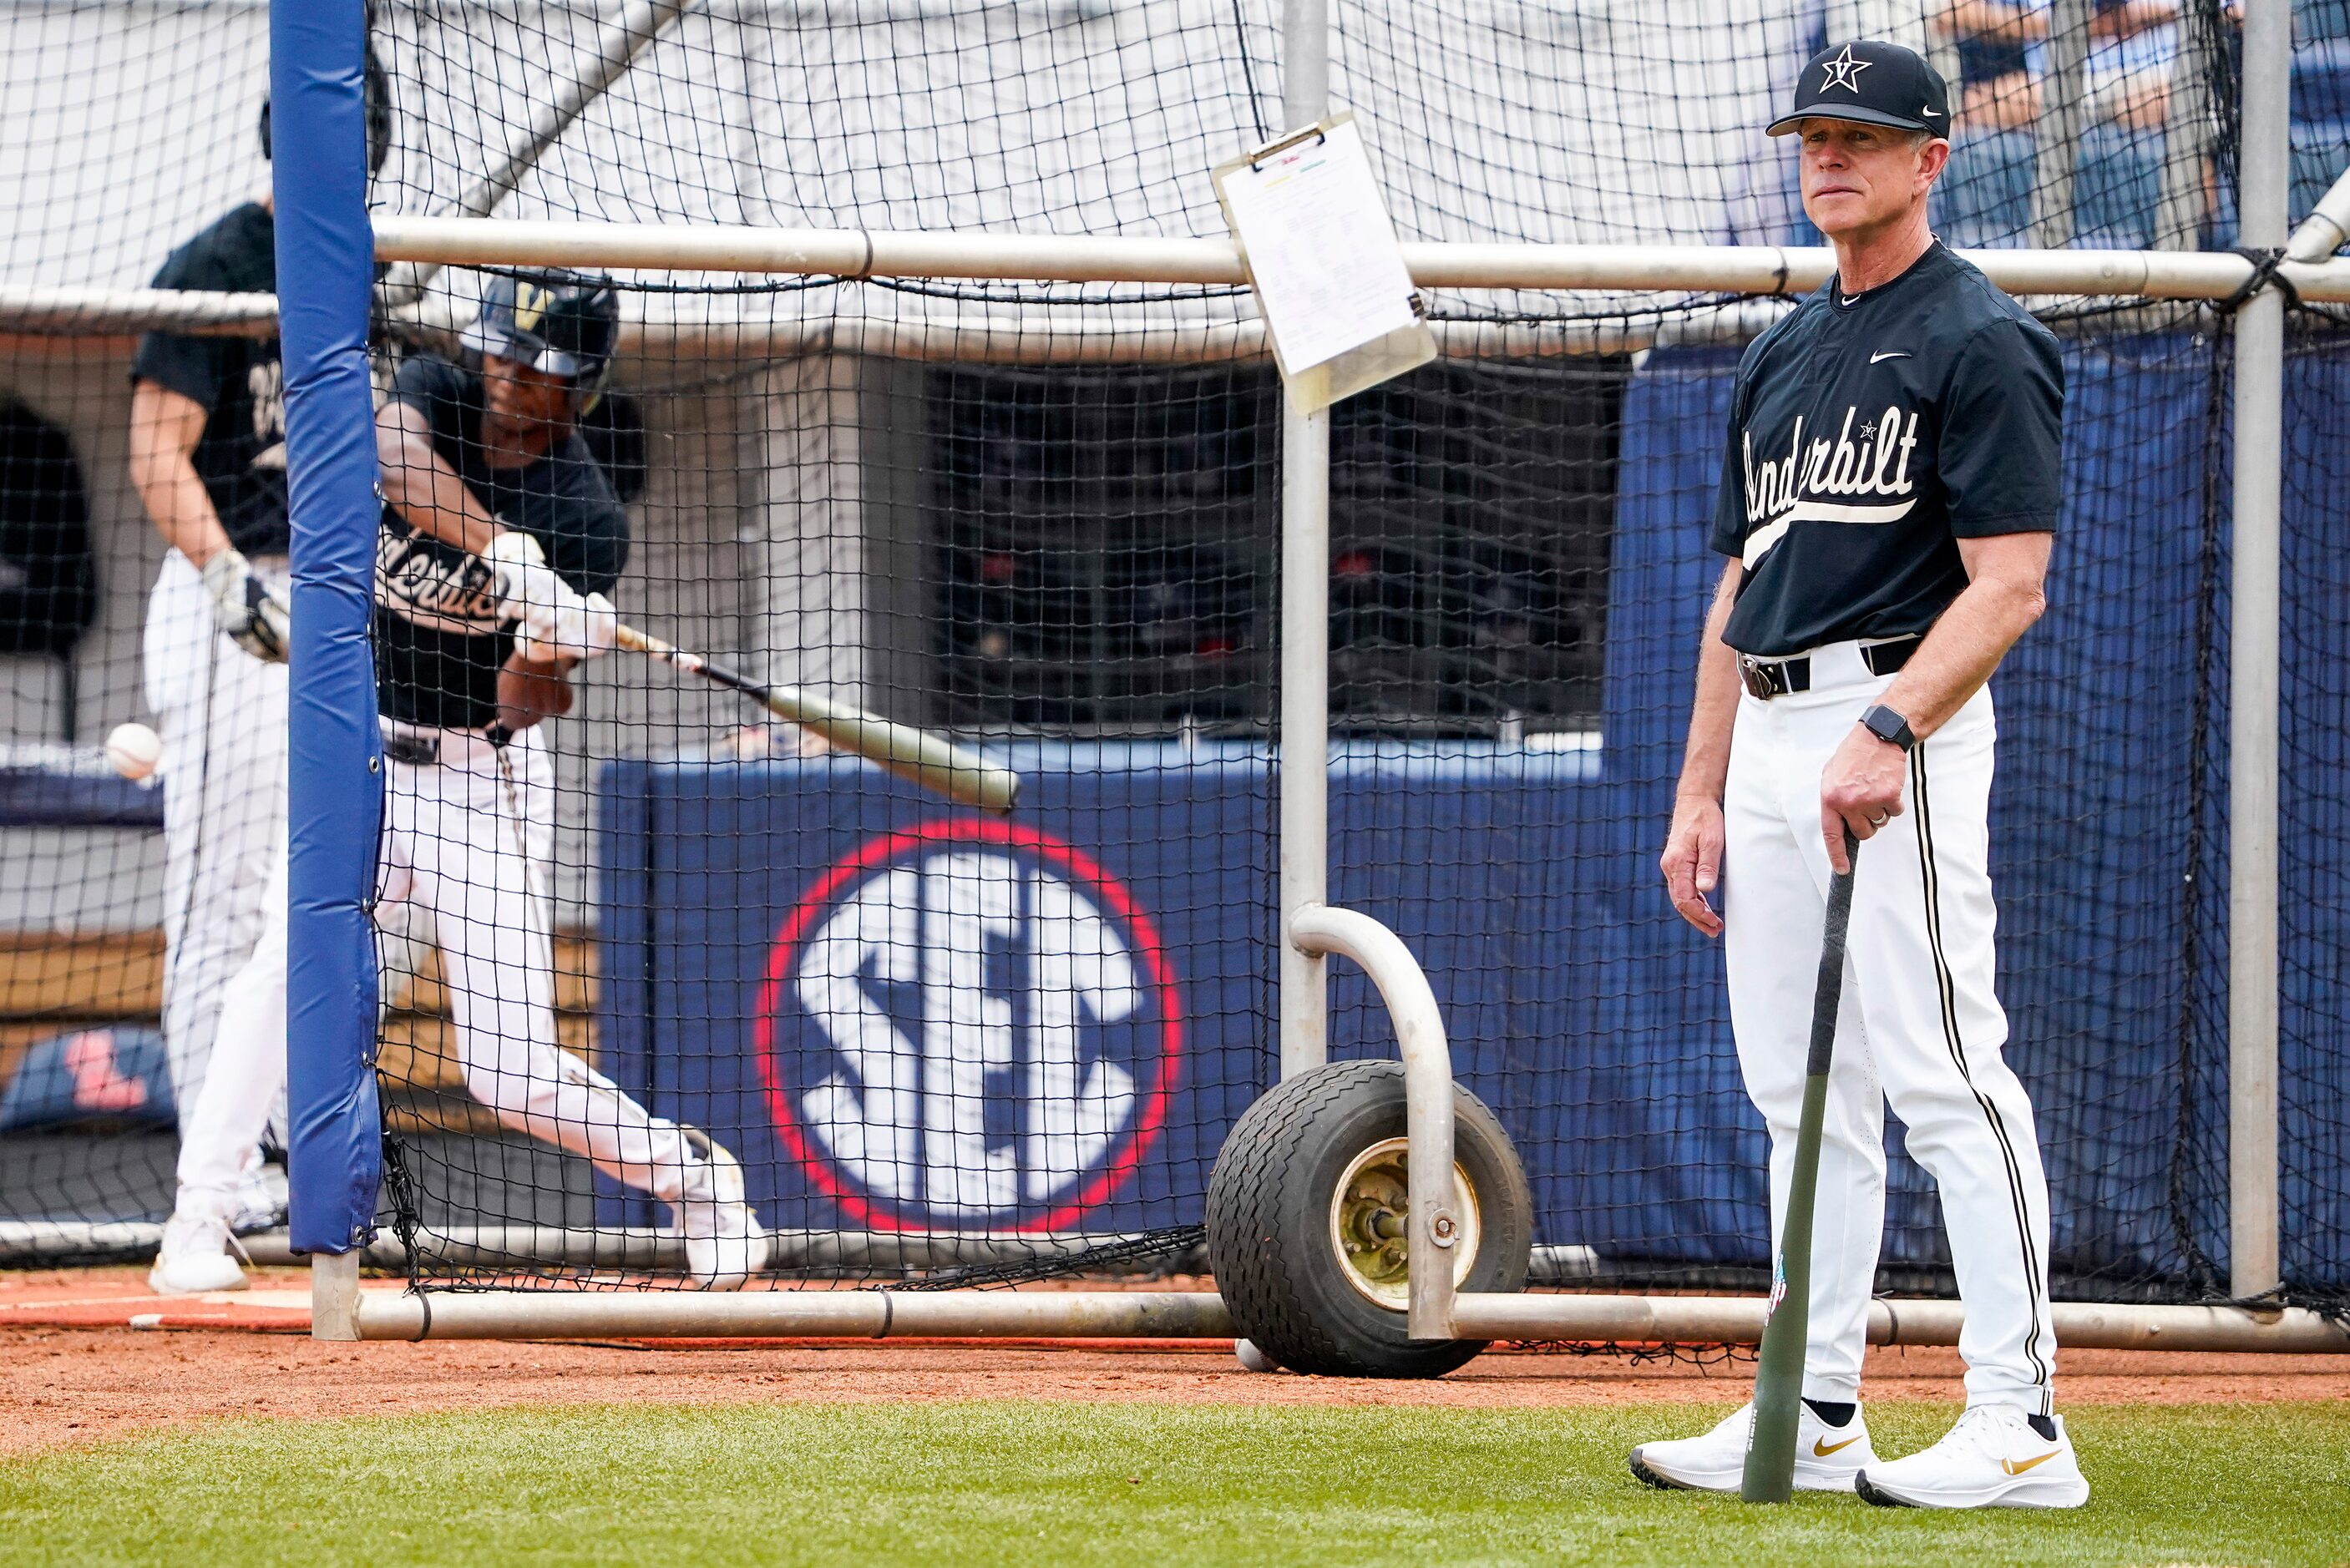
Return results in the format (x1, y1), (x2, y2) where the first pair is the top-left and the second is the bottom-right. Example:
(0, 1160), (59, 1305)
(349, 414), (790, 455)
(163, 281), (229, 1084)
(1741, 832), (1858, 1504)
(615, 625), (1020, 815)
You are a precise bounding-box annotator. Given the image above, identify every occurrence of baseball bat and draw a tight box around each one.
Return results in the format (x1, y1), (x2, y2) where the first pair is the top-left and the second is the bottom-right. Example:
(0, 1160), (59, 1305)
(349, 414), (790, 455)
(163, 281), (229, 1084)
(615, 625), (1020, 815)
(1741, 832), (1859, 1505)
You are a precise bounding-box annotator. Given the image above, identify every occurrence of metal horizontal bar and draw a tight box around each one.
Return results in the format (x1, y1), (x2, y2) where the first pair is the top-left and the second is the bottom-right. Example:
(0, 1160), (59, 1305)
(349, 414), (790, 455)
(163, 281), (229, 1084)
(0, 286), (280, 336)
(358, 1287), (1236, 1340)
(1449, 1292), (2350, 1353)
(368, 218), (2350, 302)
(0, 291), (1792, 362)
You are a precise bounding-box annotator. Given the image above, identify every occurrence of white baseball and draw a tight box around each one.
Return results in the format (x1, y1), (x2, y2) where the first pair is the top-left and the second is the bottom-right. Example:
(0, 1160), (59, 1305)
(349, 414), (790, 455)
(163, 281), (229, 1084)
(104, 721), (162, 781)
(1233, 1338), (1280, 1373)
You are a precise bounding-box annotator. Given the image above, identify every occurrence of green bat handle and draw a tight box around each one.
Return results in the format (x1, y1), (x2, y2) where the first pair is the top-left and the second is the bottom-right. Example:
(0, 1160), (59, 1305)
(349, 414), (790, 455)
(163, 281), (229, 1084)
(1742, 833), (1858, 1504)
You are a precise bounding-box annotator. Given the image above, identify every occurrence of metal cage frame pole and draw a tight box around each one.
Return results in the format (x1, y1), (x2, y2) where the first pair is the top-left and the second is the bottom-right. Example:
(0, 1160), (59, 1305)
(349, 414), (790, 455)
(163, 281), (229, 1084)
(1277, 0), (1331, 1080)
(2231, 0), (2292, 1302)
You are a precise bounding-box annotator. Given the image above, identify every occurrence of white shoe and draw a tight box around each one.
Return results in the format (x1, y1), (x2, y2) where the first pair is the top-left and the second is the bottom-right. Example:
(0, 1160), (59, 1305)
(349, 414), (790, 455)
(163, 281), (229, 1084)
(1630, 1400), (1877, 1494)
(1856, 1404), (2089, 1510)
(147, 1212), (250, 1296)
(229, 1158), (289, 1237)
(674, 1128), (770, 1292)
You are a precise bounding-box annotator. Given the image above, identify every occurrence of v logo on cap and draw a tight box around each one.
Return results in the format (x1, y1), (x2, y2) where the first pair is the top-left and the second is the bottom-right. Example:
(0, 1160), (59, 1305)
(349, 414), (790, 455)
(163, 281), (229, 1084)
(1818, 44), (1873, 94)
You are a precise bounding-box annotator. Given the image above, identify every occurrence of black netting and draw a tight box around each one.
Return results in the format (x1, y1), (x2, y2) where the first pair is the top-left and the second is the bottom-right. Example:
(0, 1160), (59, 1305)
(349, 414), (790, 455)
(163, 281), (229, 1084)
(0, 2), (2342, 1322)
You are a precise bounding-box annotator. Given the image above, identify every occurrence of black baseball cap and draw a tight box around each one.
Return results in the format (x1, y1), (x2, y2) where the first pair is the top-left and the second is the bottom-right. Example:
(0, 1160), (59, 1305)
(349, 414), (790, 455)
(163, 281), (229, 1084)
(1767, 40), (1951, 138)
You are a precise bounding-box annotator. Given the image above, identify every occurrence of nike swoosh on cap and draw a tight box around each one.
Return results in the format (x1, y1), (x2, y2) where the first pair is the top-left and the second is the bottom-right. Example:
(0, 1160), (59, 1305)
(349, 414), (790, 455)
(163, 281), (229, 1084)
(1870, 350), (1912, 362)
(2002, 1451), (2059, 1475)
(1813, 1435), (1862, 1457)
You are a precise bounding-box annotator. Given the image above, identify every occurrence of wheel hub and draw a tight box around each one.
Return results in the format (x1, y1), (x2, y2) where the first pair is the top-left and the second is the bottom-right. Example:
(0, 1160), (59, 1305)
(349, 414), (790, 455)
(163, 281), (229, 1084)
(1326, 1136), (1481, 1309)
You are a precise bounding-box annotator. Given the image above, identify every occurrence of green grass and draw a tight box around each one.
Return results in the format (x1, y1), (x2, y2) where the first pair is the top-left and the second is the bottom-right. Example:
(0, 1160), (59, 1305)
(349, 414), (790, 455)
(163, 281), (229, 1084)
(3, 1400), (2345, 1567)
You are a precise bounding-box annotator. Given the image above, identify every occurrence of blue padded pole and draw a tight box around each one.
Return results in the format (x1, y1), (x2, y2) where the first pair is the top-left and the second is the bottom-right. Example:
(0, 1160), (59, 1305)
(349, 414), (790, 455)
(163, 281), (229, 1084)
(273, 0), (385, 1255)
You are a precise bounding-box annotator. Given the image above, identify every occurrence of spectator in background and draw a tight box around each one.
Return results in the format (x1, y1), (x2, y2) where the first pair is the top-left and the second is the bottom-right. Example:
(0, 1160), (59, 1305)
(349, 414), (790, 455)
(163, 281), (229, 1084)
(1933, 1), (2183, 132)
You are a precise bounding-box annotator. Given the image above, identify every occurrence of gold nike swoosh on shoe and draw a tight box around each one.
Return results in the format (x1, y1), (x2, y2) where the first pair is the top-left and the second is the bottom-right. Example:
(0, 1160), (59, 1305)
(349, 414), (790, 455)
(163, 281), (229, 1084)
(1812, 1435), (1862, 1457)
(2002, 1451), (2059, 1475)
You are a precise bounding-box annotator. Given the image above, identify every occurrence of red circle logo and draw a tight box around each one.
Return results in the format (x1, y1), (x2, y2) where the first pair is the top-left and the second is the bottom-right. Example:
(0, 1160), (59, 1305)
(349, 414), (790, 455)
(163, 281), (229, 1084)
(756, 819), (1183, 1232)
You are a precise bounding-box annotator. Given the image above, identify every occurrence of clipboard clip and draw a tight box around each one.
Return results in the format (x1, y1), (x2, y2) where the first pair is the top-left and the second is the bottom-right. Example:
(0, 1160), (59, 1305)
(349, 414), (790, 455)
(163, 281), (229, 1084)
(1247, 122), (1328, 171)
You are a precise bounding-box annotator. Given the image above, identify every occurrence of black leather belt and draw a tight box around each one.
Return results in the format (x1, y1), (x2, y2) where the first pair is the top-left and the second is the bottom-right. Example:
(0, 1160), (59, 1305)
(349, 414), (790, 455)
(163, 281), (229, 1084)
(1738, 636), (1922, 701)
(382, 725), (512, 767)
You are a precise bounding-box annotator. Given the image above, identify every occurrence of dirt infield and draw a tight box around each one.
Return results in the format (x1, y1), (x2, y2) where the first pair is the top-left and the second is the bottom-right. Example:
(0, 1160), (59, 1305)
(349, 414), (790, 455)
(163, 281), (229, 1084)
(5, 1268), (2346, 1457)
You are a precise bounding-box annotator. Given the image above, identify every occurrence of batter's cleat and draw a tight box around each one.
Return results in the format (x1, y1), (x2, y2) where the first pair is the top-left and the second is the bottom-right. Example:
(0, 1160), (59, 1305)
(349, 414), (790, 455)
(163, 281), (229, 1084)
(229, 1159), (290, 1237)
(1856, 1404), (2089, 1510)
(147, 1212), (250, 1296)
(1630, 1399), (1877, 1494)
(676, 1126), (771, 1292)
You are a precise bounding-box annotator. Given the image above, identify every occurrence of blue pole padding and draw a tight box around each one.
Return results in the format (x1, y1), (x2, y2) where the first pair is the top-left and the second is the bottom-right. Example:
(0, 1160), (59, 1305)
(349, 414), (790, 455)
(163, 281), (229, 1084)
(273, 0), (385, 1255)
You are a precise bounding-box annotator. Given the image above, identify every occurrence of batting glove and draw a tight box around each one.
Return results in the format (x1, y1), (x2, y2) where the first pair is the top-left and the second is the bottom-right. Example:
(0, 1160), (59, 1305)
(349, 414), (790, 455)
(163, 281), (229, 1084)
(201, 548), (291, 665)
(517, 590), (620, 665)
(487, 530), (616, 665)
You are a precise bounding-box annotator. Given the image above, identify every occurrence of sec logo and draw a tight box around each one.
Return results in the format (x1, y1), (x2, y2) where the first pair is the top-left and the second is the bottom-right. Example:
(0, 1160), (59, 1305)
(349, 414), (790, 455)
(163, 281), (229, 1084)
(757, 819), (1183, 1232)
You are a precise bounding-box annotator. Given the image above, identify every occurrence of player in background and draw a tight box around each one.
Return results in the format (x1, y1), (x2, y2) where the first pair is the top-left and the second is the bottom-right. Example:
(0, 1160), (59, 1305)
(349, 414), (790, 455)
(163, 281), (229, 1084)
(129, 67), (391, 1277)
(1642, 42), (2080, 1509)
(150, 272), (771, 1292)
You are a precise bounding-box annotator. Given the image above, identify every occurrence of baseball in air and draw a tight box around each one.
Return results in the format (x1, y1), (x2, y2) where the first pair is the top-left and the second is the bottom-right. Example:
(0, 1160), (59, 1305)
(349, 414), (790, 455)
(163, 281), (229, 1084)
(1233, 1338), (1280, 1373)
(104, 721), (162, 781)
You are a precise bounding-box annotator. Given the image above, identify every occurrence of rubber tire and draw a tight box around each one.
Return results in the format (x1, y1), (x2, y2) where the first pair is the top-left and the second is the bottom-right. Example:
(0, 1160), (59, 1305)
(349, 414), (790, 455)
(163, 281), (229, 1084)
(1204, 1060), (1532, 1378)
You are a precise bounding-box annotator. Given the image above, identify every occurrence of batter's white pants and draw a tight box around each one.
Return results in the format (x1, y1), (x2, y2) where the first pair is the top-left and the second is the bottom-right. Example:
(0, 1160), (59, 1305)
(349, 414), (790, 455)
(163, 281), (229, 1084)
(173, 725), (710, 1222)
(144, 550), (287, 1129)
(1722, 640), (2058, 1416)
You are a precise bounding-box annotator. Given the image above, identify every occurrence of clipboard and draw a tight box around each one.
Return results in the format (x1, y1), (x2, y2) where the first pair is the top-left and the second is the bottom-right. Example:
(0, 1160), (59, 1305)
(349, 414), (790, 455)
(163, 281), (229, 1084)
(1213, 113), (1436, 414)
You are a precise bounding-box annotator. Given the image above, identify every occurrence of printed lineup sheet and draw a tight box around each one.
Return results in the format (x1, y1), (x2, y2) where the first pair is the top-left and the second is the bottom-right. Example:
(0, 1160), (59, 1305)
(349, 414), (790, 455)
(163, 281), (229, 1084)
(1214, 114), (1435, 412)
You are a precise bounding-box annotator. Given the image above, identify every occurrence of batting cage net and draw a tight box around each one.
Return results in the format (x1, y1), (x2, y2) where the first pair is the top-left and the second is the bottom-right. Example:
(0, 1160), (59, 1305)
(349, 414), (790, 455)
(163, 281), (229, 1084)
(0, 0), (2345, 1319)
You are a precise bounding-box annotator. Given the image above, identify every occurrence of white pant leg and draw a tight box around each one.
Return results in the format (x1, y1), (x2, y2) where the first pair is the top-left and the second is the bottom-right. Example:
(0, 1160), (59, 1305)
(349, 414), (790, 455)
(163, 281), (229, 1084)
(170, 837), (289, 1222)
(384, 731), (698, 1204)
(1841, 690), (2059, 1416)
(1726, 665), (2057, 1416)
(1723, 689), (1889, 1405)
(145, 552), (289, 1121)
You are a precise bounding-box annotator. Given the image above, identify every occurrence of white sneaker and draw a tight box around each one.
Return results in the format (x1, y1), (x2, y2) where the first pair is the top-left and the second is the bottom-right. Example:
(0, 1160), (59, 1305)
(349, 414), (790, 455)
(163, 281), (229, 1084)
(229, 1158), (289, 1237)
(1856, 1404), (2089, 1510)
(674, 1128), (770, 1292)
(1630, 1400), (1877, 1494)
(147, 1212), (250, 1296)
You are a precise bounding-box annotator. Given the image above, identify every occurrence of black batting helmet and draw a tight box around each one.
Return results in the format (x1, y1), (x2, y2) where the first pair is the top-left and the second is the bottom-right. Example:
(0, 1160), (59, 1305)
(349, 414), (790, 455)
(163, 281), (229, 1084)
(468, 271), (622, 399)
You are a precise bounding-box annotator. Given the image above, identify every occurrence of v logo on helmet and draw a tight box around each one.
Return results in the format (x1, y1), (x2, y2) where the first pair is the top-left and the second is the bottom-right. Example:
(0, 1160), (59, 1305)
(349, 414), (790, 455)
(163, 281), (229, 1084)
(513, 281), (551, 335)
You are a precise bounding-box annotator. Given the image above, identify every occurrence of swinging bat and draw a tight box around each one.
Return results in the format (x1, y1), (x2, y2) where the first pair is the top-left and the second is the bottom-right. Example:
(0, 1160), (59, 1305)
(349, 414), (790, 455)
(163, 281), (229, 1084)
(615, 625), (1019, 815)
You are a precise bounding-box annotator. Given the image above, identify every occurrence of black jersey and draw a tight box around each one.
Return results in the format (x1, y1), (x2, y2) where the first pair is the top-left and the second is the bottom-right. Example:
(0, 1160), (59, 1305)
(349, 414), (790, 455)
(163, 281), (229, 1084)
(129, 203), (291, 558)
(1710, 241), (2064, 658)
(373, 353), (630, 731)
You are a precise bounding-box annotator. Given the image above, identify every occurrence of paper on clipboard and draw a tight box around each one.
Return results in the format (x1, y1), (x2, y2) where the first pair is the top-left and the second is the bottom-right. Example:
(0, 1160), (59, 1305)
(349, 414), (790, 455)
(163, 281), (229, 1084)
(1213, 114), (1435, 413)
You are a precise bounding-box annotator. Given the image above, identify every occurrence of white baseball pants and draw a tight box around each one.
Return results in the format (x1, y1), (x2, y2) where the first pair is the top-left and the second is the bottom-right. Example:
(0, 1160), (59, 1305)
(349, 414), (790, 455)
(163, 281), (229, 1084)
(144, 550), (287, 1125)
(1722, 640), (2058, 1415)
(173, 725), (708, 1222)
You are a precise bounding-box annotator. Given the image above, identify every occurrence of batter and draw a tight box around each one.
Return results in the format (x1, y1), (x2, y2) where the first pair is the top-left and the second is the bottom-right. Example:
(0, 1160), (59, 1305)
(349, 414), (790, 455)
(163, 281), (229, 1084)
(152, 273), (769, 1292)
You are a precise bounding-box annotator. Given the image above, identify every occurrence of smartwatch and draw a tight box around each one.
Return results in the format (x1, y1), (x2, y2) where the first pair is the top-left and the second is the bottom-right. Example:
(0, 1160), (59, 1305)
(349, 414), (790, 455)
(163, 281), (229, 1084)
(1859, 703), (1916, 751)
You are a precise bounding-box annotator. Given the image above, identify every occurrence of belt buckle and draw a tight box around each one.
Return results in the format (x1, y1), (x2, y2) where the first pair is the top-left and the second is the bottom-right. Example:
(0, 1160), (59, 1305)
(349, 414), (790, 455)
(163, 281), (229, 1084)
(1738, 657), (1779, 701)
(382, 733), (438, 767)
